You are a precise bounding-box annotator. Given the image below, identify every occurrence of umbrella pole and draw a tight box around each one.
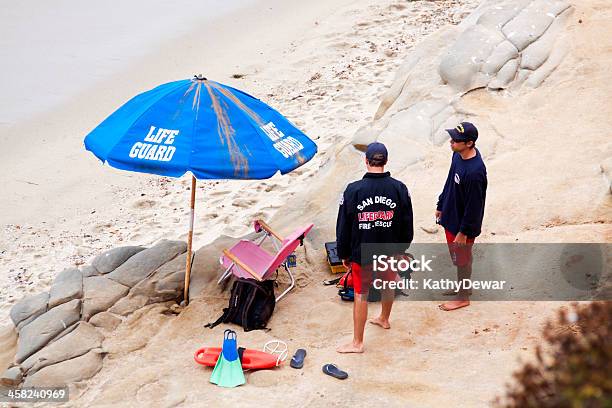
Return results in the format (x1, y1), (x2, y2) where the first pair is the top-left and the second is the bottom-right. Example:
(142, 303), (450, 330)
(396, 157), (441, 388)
(184, 175), (197, 305)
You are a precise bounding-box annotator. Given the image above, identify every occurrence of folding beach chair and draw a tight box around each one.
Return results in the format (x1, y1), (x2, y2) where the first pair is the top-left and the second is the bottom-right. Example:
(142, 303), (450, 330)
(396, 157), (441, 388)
(218, 220), (314, 301)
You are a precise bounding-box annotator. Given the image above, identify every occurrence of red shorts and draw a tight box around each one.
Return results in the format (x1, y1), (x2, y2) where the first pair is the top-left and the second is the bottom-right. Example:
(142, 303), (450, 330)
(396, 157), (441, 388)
(351, 262), (398, 295)
(445, 229), (475, 267)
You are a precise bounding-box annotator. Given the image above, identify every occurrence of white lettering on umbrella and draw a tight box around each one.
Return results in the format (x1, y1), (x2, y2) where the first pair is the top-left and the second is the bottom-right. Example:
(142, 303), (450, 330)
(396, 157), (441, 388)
(273, 137), (304, 159)
(261, 122), (305, 158)
(129, 126), (178, 162)
(261, 122), (284, 141)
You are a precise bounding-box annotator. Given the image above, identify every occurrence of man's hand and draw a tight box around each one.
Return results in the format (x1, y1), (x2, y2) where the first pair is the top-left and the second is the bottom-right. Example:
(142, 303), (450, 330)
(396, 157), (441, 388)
(454, 232), (468, 246)
(342, 259), (351, 270)
(435, 210), (442, 223)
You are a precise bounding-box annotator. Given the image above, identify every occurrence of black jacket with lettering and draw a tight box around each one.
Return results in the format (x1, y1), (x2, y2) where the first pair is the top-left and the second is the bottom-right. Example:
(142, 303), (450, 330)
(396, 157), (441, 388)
(336, 172), (413, 263)
(436, 149), (487, 237)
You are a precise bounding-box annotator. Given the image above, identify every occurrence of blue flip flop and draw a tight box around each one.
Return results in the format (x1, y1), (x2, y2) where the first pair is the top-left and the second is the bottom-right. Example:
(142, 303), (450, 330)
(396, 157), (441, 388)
(290, 348), (307, 369)
(322, 363), (348, 380)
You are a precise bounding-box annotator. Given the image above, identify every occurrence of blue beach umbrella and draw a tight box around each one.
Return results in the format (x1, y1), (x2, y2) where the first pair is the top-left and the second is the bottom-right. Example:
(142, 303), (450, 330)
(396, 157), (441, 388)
(84, 75), (317, 303)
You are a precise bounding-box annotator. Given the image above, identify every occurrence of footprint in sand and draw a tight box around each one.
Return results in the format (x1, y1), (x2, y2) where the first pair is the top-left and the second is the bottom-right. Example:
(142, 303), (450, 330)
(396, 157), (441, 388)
(389, 3), (407, 11)
(232, 198), (257, 208)
(208, 189), (231, 197)
(168, 198), (183, 207)
(329, 41), (352, 49)
(250, 211), (270, 222)
(202, 213), (219, 221)
(294, 274), (311, 288)
(263, 184), (277, 193)
(91, 222), (113, 233)
(128, 233), (143, 242)
(132, 199), (157, 209)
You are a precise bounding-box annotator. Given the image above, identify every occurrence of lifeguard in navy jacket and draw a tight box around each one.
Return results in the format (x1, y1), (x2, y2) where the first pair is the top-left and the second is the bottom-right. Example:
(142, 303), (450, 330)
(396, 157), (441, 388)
(436, 121), (487, 311)
(336, 142), (414, 353)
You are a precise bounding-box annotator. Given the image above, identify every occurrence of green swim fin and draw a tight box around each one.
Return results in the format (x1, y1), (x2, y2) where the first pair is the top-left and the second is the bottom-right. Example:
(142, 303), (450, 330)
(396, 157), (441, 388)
(210, 329), (245, 388)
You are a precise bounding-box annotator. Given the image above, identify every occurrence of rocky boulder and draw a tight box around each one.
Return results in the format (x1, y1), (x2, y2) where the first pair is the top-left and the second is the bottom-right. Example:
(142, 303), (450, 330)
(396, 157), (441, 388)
(91, 246), (145, 274)
(48, 268), (83, 309)
(0, 366), (23, 386)
(82, 276), (129, 321)
(355, 0), (573, 174)
(80, 265), (100, 278)
(10, 292), (49, 329)
(23, 350), (104, 388)
(4, 239), (191, 387)
(20, 322), (104, 376)
(130, 253), (186, 304)
(15, 299), (81, 363)
(89, 312), (122, 332)
(106, 240), (186, 288)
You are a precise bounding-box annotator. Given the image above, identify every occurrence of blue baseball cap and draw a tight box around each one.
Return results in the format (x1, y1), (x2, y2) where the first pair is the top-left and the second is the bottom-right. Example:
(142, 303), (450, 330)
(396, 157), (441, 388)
(446, 122), (478, 142)
(366, 142), (388, 162)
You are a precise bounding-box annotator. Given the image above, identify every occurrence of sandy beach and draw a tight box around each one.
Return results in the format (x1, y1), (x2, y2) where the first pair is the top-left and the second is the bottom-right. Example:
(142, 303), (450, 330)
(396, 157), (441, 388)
(0, 0), (479, 322)
(1, 0), (611, 406)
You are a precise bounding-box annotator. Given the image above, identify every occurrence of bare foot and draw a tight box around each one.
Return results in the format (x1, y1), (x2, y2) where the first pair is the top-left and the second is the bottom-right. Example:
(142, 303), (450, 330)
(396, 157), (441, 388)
(336, 341), (364, 353)
(438, 300), (470, 311)
(369, 316), (391, 329)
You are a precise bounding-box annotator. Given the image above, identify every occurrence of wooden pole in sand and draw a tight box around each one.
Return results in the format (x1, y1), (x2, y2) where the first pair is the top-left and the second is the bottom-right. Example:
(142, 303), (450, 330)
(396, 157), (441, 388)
(184, 175), (197, 305)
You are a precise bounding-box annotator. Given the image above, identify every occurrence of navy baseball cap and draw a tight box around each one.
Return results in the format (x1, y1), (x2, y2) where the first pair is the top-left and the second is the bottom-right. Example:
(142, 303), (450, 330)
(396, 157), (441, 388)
(446, 122), (478, 142)
(366, 142), (388, 162)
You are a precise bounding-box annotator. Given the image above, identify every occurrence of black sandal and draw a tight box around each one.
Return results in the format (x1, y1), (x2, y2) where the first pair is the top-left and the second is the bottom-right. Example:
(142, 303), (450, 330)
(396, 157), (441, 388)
(322, 363), (348, 380)
(290, 348), (307, 369)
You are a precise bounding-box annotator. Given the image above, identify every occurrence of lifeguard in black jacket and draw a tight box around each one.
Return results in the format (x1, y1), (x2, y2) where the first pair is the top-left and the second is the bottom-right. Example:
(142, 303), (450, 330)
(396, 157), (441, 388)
(336, 142), (413, 353)
(436, 121), (487, 311)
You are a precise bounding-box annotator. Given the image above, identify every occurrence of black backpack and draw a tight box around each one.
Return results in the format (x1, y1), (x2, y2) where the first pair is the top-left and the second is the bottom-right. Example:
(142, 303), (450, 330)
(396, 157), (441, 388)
(205, 278), (276, 331)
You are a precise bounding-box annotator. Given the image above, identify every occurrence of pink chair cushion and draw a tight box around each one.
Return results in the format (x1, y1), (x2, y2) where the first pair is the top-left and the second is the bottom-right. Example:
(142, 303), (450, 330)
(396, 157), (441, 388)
(220, 240), (274, 280)
(221, 223), (314, 280)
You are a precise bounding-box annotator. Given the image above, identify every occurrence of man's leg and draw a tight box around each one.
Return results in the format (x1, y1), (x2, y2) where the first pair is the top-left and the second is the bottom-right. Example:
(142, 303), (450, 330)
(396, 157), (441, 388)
(440, 232), (473, 311)
(337, 293), (367, 353)
(440, 263), (471, 311)
(337, 263), (368, 353)
(370, 288), (393, 329)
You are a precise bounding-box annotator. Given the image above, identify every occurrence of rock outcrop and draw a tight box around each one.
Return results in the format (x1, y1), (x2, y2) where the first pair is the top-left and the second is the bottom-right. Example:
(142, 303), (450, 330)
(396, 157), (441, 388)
(23, 350), (104, 388)
(106, 240), (187, 287)
(20, 322), (103, 376)
(48, 268), (83, 309)
(354, 0), (573, 174)
(2, 240), (187, 387)
(91, 246), (145, 274)
(82, 276), (129, 320)
(9, 292), (49, 329)
(15, 299), (82, 363)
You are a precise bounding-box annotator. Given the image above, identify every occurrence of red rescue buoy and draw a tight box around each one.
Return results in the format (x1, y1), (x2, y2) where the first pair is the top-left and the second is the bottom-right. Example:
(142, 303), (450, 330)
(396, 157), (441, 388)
(194, 347), (281, 370)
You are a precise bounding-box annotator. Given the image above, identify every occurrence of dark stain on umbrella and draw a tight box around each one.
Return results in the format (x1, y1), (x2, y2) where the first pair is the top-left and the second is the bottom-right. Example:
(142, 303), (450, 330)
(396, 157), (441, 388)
(175, 81), (199, 121)
(209, 82), (308, 165)
(209, 82), (265, 127)
(202, 81), (250, 178)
